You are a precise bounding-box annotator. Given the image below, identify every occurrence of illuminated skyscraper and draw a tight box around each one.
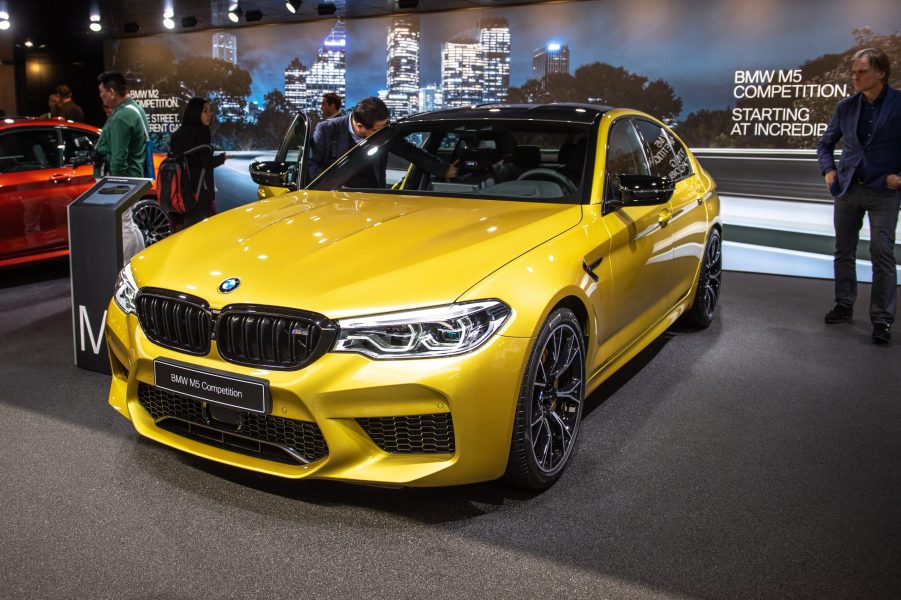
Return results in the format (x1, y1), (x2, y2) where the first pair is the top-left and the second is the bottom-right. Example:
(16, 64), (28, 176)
(212, 32), (237, 64)
(385, 15), (420, 118)
(441, 34), (482, 108)
(284, 58), (308, 112)
(305, 20), (347, 115)
(211, 32), (242, 122)
(479, 17), (510, 104)
(418, 83), (442, 112)
(532, 43), (570, 89)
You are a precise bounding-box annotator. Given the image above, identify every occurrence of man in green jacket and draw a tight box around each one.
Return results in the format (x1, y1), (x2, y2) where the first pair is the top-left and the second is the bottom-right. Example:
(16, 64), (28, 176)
(95, 71), (150, 178)
(95, 71), (151, 261)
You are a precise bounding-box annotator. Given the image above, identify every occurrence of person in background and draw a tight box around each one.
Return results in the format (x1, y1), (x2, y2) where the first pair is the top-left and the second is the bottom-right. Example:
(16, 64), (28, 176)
(816, 47), (901, 345)
(94, 71), (151, 261)
(321, 92), (343, 119)
(41, 94), (61, 119)
(168, 97), (227, 230)
(56, 84), (85, 123)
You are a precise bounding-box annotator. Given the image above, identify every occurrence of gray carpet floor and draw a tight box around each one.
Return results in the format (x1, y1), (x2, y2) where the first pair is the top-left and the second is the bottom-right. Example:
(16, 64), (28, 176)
(1, 261), (899, 600)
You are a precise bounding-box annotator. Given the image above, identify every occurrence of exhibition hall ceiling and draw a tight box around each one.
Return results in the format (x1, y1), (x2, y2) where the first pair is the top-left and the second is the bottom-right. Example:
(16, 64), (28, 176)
(96, 0), (570, 38)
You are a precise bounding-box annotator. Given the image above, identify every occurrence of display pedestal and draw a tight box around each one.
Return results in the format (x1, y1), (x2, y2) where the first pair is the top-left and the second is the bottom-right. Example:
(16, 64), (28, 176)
(69, 177), (152, 374)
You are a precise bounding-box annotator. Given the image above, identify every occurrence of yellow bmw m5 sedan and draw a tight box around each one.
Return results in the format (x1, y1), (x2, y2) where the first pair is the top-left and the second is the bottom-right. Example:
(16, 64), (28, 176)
(105, 104), (721, 489)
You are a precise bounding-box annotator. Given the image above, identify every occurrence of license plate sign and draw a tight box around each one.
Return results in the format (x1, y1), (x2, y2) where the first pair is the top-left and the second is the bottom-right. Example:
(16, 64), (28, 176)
(153, 359), (270, 414)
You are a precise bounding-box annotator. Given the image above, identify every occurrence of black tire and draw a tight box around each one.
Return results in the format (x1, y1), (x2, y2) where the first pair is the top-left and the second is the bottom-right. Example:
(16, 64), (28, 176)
(505, 307), (585, 490)
(132, 197), (172, 247)
(683, 228), (722, 328)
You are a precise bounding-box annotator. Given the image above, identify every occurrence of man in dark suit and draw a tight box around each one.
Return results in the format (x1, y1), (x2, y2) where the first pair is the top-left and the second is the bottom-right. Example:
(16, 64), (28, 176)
(308, 96), (456, 185)
(817, 47), (901, 344)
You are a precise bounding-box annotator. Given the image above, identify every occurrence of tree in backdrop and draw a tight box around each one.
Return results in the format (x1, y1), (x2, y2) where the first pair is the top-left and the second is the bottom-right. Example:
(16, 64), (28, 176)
(506, 62), (683, 122)
(255, 90), (297, 150)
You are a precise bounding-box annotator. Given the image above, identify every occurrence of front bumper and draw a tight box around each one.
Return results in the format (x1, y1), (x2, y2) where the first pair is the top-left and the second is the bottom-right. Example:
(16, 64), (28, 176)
(105, 300), (531, 487)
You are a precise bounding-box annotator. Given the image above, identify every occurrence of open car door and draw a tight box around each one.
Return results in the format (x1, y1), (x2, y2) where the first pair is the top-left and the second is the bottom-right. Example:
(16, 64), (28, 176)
(249, 112), (311, 199)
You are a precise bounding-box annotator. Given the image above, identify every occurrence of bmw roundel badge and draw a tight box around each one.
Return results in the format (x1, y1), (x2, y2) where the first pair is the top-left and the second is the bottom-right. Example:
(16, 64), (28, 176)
(218, 277), (241, 293)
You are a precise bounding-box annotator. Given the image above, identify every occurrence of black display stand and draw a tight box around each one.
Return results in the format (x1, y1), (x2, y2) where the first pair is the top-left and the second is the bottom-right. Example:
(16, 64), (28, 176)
(69, 177), (152, 374)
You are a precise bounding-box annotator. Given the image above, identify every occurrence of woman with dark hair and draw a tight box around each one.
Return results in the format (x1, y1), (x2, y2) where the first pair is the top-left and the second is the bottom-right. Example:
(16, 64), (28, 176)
(168, 97), (226, 229)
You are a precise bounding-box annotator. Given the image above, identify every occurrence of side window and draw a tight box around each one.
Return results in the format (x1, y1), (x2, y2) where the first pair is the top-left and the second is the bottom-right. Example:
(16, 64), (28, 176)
(605, 119), (651, 178)
(0, 129), (62, 173)
(633, 119), (692, 181)
(61, 129), (99, 165)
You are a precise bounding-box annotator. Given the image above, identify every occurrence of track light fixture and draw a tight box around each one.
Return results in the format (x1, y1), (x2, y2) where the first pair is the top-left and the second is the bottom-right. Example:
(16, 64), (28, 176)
(316, 2), (336, 16)
(398, 0), (419, 8)
(228, 6), (242, 23)
(181, 16), (198, 27)
(286, 0), (301, 14)
(89, 13), (101, 32)
(245, 9), (263, 21)
(123, 22), (140, 34)
(0, 10), (9, 31)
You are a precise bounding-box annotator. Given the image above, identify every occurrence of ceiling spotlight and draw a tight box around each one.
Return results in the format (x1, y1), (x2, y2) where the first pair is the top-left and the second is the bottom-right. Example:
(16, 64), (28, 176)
(24, 39), (33, 47)
(245, 9), (263, 21)
(317, 2), (336, 16)
(285, 0), (301, 13)
(123, 22), (140, 33)
(163, 17), (175, 29)
(228, 7), (242, 23)
(0, 20), (9, 31)
(181, 16), (198, 27)
(89, 22), (102, 32)
(0, 11), (9, 19)
(398, 0), (419, 8)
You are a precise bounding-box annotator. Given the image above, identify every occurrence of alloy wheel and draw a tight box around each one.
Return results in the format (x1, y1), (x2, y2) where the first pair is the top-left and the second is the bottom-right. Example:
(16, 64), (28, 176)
(529, 322), (584, 473)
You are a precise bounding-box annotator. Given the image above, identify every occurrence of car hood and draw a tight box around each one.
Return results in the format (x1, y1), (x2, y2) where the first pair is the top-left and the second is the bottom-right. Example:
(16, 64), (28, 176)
(132, 190), (581, 318)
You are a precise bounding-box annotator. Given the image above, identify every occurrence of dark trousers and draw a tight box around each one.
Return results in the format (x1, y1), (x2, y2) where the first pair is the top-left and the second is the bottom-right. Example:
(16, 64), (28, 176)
(833, 184), (901, 324)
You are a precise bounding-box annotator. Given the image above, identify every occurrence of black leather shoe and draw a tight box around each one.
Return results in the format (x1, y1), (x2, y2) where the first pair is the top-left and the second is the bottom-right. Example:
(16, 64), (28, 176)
(824, 304), (853, 324)
(872, 323), (892, 344)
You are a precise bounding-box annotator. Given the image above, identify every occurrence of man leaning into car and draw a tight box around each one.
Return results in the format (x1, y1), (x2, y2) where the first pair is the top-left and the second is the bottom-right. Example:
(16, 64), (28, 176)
(307, 96), (457, 184)
(816, 47), (901, 345)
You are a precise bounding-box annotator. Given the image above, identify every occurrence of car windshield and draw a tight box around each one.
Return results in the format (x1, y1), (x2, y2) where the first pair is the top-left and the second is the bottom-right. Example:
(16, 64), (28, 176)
(307, 119), (593, 204)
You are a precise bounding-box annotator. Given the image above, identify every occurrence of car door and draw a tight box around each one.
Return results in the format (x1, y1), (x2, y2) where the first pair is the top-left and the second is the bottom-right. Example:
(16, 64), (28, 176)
(252, 112), (311, 199)
(591, 117), (675, 368)
(0, 127), (72, 261)
(633, 118), (707, 305)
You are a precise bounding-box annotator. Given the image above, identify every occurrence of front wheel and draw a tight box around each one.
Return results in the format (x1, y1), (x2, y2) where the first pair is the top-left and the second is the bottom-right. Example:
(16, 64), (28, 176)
(505, 307), (585, 490)
(683, 228), (722, 328)
(132, 197), (172, 247)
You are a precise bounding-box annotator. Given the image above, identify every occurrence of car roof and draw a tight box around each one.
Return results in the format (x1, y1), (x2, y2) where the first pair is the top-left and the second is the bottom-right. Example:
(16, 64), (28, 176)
(0, 116), (100, 132)
(401, 103), (612, 125)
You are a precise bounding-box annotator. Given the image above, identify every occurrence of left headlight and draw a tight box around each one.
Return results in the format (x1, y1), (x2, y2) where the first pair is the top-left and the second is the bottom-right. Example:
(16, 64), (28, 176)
(113, 263), (138, 314)
(334, 300), (511, 359)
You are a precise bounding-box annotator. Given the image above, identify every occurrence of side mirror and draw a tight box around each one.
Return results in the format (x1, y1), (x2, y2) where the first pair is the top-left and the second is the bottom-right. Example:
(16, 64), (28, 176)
(69, 136), (95, 166)
(249, 161), (298, 190)
(69, 151), (94, 167)
(609, 174), (674, 207)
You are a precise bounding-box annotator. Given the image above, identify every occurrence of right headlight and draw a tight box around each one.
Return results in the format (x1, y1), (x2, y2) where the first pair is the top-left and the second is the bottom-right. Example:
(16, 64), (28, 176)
(333, 300), (511, 359)
(113, 263), (138, 314)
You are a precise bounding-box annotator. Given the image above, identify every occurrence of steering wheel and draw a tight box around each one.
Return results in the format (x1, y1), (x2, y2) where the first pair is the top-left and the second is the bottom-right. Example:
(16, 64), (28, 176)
(516, 168), (577, 194)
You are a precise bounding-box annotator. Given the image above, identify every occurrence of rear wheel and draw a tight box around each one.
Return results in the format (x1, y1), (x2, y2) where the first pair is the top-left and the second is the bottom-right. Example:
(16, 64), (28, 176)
(505, 308), (585, 490)
(683, 228), (722, 328)
(132, 197), (172, 247)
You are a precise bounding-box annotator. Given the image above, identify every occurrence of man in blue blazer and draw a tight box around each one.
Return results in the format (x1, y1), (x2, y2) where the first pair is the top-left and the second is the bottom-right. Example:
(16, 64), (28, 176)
(817, 47), (901, 344)
(307, 96), (456, 185)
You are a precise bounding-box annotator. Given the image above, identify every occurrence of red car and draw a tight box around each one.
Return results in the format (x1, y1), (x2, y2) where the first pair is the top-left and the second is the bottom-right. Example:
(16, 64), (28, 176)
(0, 117), (169, 269)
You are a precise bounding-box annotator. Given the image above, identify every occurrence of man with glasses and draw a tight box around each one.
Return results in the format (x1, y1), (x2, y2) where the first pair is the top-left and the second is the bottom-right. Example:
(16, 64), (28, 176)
(307, 96), (456, 184)
(817, 47), (901, 344)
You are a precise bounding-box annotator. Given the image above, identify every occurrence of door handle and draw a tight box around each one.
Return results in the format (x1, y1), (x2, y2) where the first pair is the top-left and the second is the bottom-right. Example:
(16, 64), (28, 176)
(658, 208), (672, 226)
(49, 174), (71, 183)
